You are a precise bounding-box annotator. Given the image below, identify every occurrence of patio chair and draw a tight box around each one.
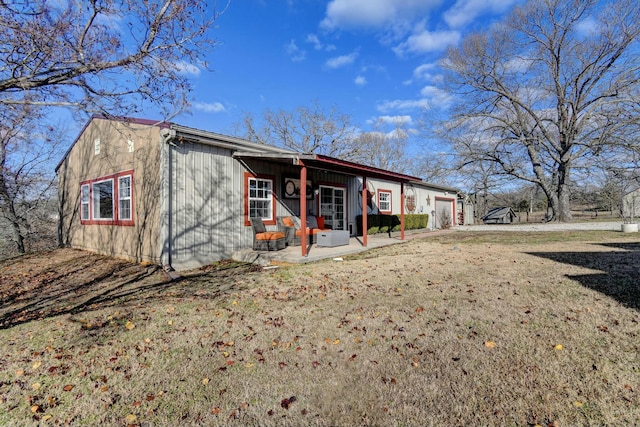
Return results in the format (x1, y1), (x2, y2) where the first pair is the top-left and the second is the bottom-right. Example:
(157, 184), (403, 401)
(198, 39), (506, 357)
(277, 215), (330, 246)
(250, 218), (286, 251)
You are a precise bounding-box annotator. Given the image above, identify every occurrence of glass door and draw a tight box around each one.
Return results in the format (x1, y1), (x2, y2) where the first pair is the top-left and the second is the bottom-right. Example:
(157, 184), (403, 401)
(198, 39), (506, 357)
(319, 186), (346, 230)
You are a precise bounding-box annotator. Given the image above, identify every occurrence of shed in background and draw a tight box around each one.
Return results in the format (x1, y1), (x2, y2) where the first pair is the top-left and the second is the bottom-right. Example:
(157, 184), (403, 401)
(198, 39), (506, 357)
(482, 207), (517, 224)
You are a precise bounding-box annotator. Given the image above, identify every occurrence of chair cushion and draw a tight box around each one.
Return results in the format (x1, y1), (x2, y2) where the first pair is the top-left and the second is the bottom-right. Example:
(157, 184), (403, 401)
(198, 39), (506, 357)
(255, 231), (285, 241)
(282, 216), (295, 227)
(307, 216), (318, 229)
(317, 216), (325, 229)
(295, 228), (324, 236)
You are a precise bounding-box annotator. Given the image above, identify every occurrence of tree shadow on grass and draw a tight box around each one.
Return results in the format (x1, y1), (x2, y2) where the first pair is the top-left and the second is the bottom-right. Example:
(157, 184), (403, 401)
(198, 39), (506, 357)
(0, 249), (260, 330)
(526, 242), (640, 311)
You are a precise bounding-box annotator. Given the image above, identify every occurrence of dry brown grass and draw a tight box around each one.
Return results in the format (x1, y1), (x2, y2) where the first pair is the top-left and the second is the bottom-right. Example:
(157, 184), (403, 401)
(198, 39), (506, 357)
(1, 232), (639, 426)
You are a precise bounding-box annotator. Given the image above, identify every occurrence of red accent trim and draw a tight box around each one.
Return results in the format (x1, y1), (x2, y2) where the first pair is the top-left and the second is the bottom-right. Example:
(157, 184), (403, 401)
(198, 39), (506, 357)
(243, 171), (276, 226)
(362, 177), (367, 246)
(435, 196), (457, 226)
(377, 188), (392, 214)
(80, 170), (135, 226)
(400, 182), (405, 240)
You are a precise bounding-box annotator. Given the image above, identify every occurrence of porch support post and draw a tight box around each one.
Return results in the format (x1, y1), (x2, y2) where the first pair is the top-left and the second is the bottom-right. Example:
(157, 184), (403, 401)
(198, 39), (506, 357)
(400, 181), (405, 240)
(300, 163), (308, 257)
(362, 176), (368, 247)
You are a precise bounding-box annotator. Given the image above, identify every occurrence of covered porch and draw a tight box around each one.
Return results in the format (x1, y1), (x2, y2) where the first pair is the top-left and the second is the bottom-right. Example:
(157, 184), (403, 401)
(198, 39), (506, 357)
(234, 151), (422, 258)
(232, 230), (431, 265)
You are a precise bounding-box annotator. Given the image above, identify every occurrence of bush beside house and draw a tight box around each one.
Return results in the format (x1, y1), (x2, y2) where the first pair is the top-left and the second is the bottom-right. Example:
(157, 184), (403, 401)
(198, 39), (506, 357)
(356, 214), (429, 235)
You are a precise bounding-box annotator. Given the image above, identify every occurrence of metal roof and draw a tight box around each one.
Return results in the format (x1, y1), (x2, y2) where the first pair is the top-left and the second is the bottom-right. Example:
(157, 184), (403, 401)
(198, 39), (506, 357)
(232, 151), (423, 183)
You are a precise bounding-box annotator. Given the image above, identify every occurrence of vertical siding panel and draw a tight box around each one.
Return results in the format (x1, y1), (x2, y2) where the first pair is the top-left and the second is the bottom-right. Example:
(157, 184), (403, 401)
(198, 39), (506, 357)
(170, 141), (246, 269)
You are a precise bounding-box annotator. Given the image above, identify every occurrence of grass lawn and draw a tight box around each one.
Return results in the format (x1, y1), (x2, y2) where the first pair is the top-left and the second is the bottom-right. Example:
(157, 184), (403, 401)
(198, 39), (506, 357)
(0, 231), (638, 426)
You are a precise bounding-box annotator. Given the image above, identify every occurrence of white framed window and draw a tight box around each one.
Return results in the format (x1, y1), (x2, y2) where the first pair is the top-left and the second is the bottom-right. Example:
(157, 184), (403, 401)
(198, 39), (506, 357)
(379, 190), (392, 213)
(92, 179), (114, 220)
(94, 138), (101, 155)
(118, 175), (132, 220)
(81, 184), (90, 220)
(127, 139), (134, 153)
(248, 176), (273, 221)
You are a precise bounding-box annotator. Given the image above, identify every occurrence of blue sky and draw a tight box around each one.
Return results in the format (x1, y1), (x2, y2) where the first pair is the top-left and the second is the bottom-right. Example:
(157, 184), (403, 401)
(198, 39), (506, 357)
(172, 0), (522, 151)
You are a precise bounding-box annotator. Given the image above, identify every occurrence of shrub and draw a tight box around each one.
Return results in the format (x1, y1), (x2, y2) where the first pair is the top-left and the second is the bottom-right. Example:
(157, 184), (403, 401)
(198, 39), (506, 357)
(356, 214), (429, 235)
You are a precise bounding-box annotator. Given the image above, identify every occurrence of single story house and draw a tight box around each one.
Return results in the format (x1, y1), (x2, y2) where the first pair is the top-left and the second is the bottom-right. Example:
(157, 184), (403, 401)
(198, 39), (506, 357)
(482, 206), (518, 224)
(56, 116), (464, 270)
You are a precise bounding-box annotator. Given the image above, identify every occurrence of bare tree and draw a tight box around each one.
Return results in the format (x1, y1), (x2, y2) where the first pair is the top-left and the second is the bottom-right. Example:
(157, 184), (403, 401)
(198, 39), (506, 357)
(439, 0), (640, 221)
(409, 151), (457, 186)
(241, 100), (358, 157)
(0, 105), (61, 255)
(241, 101), (412, 170)
(348, 118), (410, 172)
(0, 0), (225, 255)
(0, 0), (225, 117)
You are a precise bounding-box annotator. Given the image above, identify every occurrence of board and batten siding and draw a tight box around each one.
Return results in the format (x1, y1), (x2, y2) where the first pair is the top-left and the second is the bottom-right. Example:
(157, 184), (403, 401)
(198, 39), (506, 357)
(168, 141), (249, 269)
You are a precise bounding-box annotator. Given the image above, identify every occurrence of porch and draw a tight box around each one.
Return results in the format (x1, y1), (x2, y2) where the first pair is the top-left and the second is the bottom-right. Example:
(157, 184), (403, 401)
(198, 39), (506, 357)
(232, 229), (440, 265)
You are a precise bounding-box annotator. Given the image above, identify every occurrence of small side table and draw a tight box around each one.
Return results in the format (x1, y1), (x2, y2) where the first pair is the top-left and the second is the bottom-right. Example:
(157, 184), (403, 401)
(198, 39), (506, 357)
(317, 230), (350, 247)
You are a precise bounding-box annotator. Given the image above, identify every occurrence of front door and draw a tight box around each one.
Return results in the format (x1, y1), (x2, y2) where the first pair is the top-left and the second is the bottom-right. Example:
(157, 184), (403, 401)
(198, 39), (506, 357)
(319, 186), (346, 230)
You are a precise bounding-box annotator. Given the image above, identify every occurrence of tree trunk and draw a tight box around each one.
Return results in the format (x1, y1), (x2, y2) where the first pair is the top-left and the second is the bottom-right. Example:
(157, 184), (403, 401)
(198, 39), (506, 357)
(556, 162), (572, 222)
(4, 200), (26, 253)
(556, 183), (572, 222)
(10, 218), (25, 253)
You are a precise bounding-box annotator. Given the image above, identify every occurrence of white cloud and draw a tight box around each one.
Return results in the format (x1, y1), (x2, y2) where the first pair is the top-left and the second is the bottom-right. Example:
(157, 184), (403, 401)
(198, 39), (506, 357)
(444, 0), (519, 29)
(394, 28), (461, 56)
(307, 34), (323, 50)
(306, 33), (336, 52)
(575, 16), (598, 36)
(420, 85), (453, 106)
(320, 0), (440, 31)
(326, 52), (358, 69)
(505, 57), (534, 73)
(404, 63), (444, 85)
(377, 98), (432, 112)
(286, 39), (306, 62)
(377, 115), (413, 125)
(173, 60), (201, 76)
(377, 86), (452, 112)
(193, 101), (226, 113)
(354, 75), (367, 86)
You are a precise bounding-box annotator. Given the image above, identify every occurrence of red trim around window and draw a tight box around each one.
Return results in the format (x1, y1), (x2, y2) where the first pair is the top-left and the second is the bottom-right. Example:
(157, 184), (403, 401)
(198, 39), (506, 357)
(243, 171), (276, 226)
(80, 170), (135, 226)
(378, 189), (392, 214)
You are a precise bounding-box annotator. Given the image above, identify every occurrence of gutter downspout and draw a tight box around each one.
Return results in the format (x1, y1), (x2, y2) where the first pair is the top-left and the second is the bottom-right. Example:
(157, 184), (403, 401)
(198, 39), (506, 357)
(159, 128), (176, 270)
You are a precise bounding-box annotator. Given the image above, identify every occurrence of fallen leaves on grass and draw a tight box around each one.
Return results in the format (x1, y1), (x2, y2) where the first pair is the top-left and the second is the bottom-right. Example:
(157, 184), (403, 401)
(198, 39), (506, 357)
(281, 396), (297, 409)
(484, 341), (496, 348)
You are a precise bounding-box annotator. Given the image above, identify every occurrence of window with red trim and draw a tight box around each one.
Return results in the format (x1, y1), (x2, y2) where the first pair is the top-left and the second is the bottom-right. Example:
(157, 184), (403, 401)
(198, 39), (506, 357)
(244, 172), (276, 225)
(80, 170), (134, 226)
(378, 189), (392, 213)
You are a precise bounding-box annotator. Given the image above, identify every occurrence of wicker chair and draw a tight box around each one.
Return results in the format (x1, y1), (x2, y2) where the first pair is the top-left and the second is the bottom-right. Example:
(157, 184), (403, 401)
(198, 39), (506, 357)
(250, 218), (286, 251)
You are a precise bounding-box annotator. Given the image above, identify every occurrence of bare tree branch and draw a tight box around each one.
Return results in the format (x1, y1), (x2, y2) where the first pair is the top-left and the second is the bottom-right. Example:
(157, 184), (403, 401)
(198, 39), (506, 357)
(438, 0), (640, 221)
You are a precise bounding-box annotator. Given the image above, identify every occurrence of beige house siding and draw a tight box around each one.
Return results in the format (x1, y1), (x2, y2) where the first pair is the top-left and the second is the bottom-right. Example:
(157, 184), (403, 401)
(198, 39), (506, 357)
(57, 118), (162, 263)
